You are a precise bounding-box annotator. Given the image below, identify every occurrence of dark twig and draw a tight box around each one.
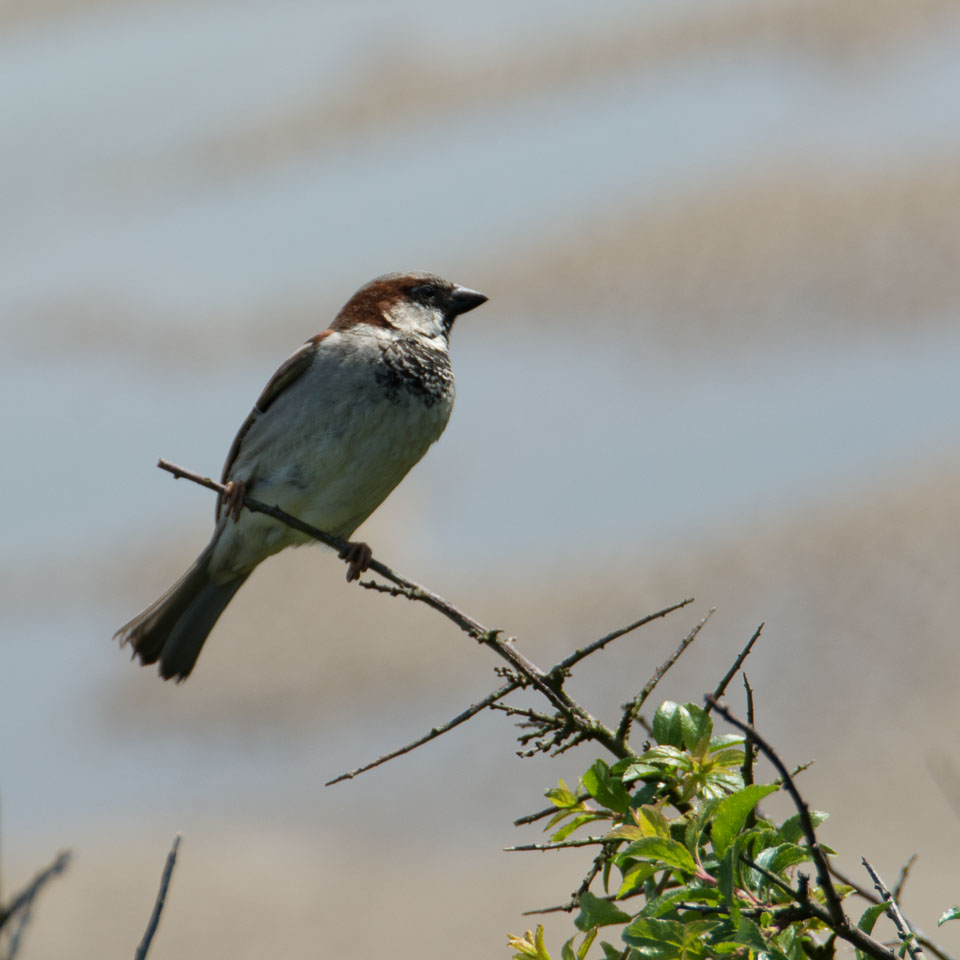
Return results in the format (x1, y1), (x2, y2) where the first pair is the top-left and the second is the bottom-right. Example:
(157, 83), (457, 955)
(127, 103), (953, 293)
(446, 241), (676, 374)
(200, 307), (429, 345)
(505, 836), (610, 852)
(705, 697), (847, 931)
(513, 796), (591, 828)
(521, 891), (620, 917)
(0, 851), (70, 959)
(738, 856), (895, 960)
(894, 854), (918, 903)
(741, 674), (756, 791)
(708, 623), (763, 708)
(158, 459), (626, 758)
(326, 680), (519, 785)
(616, 610), (715, 747)
(550, 599), (695, 675)
(861, 857), (925, 960)
(828, 864), (955, 960)
(134, 835), (181, 960)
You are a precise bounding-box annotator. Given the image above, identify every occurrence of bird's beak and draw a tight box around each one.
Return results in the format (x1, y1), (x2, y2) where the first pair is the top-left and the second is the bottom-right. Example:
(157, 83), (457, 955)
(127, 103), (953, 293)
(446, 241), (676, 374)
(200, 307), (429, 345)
(448, 285), (488, 316)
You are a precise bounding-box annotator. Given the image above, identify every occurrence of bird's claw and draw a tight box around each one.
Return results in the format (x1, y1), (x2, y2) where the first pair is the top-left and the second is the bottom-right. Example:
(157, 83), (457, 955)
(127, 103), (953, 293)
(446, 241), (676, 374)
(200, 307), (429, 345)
(342, 541), (373, 582)
(223, 480), (246, 522)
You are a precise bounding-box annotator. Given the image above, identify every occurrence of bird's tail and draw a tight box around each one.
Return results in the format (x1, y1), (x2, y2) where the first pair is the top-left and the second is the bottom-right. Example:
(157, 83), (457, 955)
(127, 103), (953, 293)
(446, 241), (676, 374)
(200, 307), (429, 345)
(115, 545), (248, 681)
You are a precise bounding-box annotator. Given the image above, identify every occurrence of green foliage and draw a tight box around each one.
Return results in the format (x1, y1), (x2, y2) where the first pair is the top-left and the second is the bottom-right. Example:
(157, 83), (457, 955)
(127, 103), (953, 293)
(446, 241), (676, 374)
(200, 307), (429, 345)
(938, 906), (960, 927)
(510, 701), (845, 960)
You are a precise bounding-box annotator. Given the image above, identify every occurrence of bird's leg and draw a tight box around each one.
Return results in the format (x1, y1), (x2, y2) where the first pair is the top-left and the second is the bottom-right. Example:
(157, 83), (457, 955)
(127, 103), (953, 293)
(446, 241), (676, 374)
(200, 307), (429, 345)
(223, 480), (246, 522)
(341, 541), (373, 582)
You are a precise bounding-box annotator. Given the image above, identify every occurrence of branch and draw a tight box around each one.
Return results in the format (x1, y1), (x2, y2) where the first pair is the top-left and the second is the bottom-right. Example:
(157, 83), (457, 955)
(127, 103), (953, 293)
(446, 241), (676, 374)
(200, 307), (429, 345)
(505, 836), (612, 852)
(513, 796), (591, 828)
(135, 835), (181, 960)
(829, 863), (955, 960)
(861, 857), (925, 960)
(707, 623), (763, 708)
(549, 599), (695, 675)
(705, 696), (847, 930)
(0, 851), (70, 959)
(325, 679), (519, 785)
(616, 610), (714, 747)
(158, 459), (625, 757)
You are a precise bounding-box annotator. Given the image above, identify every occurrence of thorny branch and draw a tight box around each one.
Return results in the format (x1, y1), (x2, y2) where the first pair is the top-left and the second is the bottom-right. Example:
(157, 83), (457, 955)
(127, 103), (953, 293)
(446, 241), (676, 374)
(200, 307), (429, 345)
(615, 609), (714, 746)
(862, 857), (926, 960)
(705, 696), (847, 928)
(151, 459), (951, 960)
(159, 459), (693, 779)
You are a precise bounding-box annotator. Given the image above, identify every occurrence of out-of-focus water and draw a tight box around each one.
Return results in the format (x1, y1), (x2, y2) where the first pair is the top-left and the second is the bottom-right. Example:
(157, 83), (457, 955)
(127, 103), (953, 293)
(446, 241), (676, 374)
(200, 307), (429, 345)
(3, 4), (960, 312)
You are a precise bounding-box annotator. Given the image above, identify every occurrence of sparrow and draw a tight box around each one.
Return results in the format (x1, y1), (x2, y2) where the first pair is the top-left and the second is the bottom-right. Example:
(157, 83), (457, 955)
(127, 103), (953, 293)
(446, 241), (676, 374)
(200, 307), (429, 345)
(115, 272), (487, 681)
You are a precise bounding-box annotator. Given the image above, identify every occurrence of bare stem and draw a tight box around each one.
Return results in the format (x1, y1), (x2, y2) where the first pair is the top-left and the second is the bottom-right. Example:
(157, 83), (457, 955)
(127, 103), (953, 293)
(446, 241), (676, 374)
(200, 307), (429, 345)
(135, 835), (181, 960)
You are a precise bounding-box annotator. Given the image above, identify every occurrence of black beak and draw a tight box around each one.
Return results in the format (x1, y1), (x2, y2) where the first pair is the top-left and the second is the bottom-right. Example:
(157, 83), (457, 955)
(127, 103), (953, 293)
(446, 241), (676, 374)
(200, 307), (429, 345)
(447, 284), (488, 317)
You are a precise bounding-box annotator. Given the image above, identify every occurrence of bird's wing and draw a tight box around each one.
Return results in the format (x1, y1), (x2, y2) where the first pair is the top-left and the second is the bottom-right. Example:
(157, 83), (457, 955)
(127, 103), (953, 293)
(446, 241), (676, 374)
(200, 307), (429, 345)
(216, 331), (332, 519)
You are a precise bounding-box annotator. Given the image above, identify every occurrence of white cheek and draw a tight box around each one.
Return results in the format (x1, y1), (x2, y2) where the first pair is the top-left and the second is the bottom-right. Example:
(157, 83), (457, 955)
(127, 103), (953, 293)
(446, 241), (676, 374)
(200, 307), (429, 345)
(386, 301), (445, 340)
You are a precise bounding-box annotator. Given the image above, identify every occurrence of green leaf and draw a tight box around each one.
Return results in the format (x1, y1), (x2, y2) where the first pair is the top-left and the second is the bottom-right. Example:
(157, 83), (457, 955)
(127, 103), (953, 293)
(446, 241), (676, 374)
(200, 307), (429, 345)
(732, 917), (793, 959)
(711, 784), (779, 857)
(617, 861), (657, 899)
(858, 902), (889, 934)
(575, 891), (632, 932)
(716, 847), (741, 929)
(779, 810), (828, 844)
(707, 748), (746, 769)
(939, 906), (960, 926)
(577, 929), (599, 960)
(583, 760), (631, 815)
(653, 702), (685, 748)
(599, 943), (622, 960)
(508, 925), (552, 960)
(561, 938), (576, 960)
(652, 702), (712, 753)
(552, 813), (603, 843)
(621, 761), (664, 782)
(754, 842), (811, 876)
(679, 703), (713, 754)
(640, 884), (723, 919)
(623, 916), (684, 952)
(618, 837), (696, 874)
(710, 734), (745, 750)
(546, 780), (581, 809)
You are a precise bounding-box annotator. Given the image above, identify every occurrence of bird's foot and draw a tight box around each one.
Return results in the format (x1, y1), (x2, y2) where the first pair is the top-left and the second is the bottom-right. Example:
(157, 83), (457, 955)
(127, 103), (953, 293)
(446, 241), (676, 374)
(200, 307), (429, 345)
(341, 541), (373, 582)
(223, 480), (246, 522)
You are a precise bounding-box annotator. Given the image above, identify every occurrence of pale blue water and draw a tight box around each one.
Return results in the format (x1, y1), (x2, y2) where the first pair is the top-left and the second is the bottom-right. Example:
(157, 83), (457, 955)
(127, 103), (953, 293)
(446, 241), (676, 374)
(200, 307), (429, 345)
(2, 0), (960, 869)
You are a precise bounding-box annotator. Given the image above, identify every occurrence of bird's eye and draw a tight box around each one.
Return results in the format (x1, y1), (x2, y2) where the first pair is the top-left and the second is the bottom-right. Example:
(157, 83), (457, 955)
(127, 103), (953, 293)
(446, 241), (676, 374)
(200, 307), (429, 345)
(412, 283), (438, 302)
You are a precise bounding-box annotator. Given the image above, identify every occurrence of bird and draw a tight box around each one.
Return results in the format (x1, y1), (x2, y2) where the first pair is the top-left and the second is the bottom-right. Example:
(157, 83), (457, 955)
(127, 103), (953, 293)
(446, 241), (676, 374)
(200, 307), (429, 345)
(115, 272), (487, 681)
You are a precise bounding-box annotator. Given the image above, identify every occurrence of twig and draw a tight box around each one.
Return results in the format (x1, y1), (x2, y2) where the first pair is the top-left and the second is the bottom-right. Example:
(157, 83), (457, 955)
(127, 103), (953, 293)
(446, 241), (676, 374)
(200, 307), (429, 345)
(521, 891), (620, 917)
(741, 674), (756, 791)
(0, 851), (70, 960)
(861, 857), (925, 960)
(616, 610), (715, 747)
(829, 864), (955, 960)
(894, 854), (917, 902)
(513, 796), (591, 828)
(135, 835), (181, 960)
(550, 599), (695, 675)
(705, 697), (847, 931)
(505, 836), (610, 852)
(158, 459), (624, 757)
(707, 624), (764, 708)
(326, 680), (519, 785)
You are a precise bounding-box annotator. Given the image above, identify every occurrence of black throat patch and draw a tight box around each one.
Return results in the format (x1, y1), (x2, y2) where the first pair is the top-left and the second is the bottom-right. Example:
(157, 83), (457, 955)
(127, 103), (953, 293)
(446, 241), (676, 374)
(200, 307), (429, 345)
(375, 337), (454, 407)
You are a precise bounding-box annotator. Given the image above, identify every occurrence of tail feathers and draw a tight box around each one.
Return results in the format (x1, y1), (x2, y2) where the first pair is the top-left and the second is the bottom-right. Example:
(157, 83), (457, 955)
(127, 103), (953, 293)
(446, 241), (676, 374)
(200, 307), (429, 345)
(115, 548), (248, 681)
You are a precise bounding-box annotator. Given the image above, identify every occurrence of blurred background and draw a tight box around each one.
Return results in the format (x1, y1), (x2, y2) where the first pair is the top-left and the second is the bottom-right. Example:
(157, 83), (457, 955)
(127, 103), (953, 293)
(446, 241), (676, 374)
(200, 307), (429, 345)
(3, 0), (960, 956)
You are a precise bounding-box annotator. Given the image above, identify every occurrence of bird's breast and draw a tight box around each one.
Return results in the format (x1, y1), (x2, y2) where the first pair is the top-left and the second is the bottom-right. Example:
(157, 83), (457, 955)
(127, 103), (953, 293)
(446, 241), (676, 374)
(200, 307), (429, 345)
(210, 333), (455, 577)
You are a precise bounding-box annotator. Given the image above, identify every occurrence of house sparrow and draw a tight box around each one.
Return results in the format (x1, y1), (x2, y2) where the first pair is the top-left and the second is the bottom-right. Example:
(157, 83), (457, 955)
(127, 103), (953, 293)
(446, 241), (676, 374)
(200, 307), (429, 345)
(115, 272), (487, 681)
